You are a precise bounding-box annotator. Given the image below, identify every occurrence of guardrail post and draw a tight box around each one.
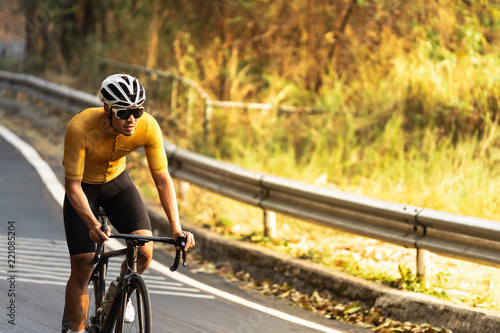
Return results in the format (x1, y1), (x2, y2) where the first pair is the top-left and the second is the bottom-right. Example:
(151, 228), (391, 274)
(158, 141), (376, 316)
(203, 99), (212, 144)
(171, 79), (178, 113)
(186, 86), (194, 137)
(264, 210), (276, 239)
(417, 248), (430, 286)
(155, 73), (162, 101)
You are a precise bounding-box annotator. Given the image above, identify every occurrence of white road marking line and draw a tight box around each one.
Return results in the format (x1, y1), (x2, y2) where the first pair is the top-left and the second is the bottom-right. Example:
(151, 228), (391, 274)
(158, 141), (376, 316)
(148, 290), (214, 299)
(0, 264), (69, 274)
(149, 260), (343, 333)
(0, 272), (69, 281)
(13, 278), (66, 287)
(0, 124), (65, 206)
(146, 283), (200, 293)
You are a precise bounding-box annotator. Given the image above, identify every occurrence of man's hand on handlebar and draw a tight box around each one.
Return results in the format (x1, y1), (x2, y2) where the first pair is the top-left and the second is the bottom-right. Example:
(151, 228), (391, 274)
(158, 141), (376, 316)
(89, 222), (110, 243)
(173, 231), (195, 251)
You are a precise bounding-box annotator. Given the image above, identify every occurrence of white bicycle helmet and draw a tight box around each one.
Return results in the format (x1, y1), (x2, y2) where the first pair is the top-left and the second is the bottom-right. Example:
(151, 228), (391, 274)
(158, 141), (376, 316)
(99, 74), (146, 108)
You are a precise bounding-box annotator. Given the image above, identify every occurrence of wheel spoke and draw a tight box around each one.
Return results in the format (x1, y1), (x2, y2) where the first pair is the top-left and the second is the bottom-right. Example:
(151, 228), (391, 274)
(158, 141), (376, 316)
(118, 275), (151, 333)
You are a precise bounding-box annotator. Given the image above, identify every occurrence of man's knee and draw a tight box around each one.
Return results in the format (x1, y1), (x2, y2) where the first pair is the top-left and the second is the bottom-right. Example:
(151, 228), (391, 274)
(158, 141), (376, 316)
(131, 230), (153, 262)
(139, 244), (153, 262)
(70, 253), (94, 283)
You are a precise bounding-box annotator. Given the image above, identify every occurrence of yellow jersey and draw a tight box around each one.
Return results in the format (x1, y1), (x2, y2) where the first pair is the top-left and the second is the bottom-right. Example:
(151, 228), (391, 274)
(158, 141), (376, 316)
(63, 107), (167, 184)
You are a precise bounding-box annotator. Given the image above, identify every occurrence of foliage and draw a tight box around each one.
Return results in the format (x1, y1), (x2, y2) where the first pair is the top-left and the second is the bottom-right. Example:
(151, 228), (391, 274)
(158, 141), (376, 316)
(15, 1), (499, 114)
(13, 1), (499, 162)
(397, 265), (426, 292)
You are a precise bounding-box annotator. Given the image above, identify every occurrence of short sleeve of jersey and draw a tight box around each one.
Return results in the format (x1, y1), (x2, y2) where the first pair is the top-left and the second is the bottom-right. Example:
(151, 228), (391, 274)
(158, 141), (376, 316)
(144, 116), (168, 174)
(63, 119), (87, 180)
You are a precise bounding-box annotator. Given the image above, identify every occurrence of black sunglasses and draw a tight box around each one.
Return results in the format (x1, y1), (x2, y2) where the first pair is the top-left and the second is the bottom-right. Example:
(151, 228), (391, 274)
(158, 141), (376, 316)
(111, 107), (144, 120)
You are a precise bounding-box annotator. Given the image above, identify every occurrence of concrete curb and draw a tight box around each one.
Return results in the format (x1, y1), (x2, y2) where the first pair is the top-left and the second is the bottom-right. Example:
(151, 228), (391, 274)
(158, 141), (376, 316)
(148, 205), (500, 333)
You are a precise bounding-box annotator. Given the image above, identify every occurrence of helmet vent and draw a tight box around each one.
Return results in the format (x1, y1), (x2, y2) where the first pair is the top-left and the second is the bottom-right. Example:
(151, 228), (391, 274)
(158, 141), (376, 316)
(109, 83), (127, 102)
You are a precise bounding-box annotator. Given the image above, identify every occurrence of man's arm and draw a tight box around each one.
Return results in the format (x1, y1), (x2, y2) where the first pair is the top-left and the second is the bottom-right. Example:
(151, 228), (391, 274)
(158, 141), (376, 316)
(65, 177), (109, 243)
(151, 170), (195, 249)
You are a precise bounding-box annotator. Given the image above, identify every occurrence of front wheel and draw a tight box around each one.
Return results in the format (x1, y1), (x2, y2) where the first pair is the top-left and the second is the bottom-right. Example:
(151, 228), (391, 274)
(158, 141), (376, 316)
(115, 275), (151, 333)
(86, 276), (104, 332)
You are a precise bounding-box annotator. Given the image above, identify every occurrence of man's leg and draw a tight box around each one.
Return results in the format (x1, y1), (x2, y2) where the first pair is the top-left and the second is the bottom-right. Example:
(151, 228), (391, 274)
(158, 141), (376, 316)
(103, 171), (153, 275)
(131, 229), (154, 274)
(118, 229), (153, 277)
(65, 253), (94, 331)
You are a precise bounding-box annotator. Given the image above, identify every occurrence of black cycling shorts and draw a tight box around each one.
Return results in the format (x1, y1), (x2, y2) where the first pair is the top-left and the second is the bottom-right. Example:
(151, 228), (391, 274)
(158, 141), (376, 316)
(63, 170), (151, 256)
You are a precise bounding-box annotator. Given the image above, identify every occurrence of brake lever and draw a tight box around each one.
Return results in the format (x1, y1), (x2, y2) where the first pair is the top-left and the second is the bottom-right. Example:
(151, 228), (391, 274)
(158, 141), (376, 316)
(181, 247), (187, 268)
(169, 232), (187, 271)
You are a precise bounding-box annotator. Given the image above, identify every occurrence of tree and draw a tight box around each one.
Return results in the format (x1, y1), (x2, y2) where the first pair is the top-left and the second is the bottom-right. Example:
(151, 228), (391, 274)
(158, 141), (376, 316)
(23, 0), (38, 55)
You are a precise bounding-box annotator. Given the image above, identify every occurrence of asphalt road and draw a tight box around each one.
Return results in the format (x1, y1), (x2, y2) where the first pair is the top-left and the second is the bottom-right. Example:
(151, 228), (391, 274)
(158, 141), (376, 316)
(0, 125), (370, 333)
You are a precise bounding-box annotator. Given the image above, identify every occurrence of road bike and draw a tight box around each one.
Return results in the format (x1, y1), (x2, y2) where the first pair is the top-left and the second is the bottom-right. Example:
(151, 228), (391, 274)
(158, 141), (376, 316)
(62, 208), (187, 333)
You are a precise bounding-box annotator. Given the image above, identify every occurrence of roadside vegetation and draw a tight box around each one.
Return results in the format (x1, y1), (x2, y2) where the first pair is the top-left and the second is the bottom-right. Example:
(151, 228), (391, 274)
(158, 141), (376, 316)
(3, 0), (500, 324)
(7, 0), (499, 218)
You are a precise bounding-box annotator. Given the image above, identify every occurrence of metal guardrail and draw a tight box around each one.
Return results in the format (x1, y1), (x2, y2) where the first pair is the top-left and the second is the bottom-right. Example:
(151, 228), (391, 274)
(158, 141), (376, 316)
(0, 71), (100, 112)
(1, 70), (500, 275)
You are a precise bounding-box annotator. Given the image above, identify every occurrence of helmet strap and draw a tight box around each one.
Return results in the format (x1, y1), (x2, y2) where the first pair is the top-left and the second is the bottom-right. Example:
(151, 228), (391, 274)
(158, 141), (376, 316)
(106, 107), (119, 134)
(108, 113), (119, 133)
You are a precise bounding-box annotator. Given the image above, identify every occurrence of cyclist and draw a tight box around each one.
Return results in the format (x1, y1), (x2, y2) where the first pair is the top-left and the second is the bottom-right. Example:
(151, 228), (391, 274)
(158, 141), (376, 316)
(62, 74), (195, 333)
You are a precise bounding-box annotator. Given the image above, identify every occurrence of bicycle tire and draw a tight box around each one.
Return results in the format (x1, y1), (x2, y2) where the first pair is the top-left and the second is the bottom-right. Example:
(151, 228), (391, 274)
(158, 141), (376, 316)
(115, 274), (152, 333)
(86, 275), (103, 332)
